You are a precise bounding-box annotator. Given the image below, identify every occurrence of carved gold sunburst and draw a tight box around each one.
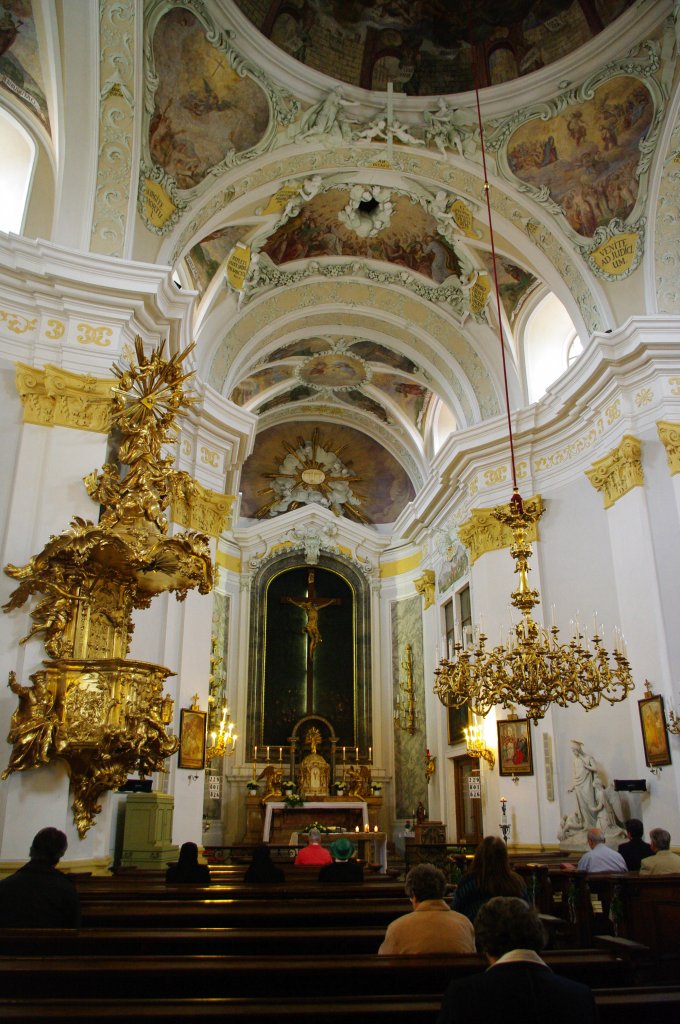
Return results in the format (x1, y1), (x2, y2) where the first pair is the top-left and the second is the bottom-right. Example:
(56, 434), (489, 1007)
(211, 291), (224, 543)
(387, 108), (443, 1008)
(255, 427), (370, 523)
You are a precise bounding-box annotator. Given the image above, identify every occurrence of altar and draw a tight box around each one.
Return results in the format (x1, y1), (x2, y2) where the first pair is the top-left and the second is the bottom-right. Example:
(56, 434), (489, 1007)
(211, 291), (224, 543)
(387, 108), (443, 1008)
(262, 801), (387, 872)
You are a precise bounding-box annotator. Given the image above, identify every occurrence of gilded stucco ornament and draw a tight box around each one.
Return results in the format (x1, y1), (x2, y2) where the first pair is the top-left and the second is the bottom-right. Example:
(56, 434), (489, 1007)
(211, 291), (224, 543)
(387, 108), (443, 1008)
(459, 496), (543, 566)
(585, 435), (643, 509)
(657, 421), (680, 475)
(414, 570), (436, 610)
(3, 337), (214, 835)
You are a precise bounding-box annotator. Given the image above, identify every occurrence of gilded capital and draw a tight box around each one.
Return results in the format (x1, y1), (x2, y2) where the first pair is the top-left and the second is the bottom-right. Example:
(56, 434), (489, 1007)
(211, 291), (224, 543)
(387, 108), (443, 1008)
(458, 494), (542, 565)
(414, 569), (435, 609)
(585, 435), (643, 509)
(657, 421), (680, 476)
(15, 363), (114, 432)
(169, 471), (235, 538)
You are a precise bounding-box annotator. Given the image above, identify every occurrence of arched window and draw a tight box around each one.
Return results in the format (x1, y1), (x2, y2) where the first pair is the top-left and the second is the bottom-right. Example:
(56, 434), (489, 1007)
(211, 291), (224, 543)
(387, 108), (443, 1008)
(0, 107), (36, 234)
(523, 292), (582, 403)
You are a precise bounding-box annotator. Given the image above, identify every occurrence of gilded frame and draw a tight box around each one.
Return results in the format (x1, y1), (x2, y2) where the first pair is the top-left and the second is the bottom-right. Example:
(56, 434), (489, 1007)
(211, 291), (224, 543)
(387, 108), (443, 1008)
(497, 718), (533, 777)
(178, 708), (207, 770)
(638, 694), (672, 768)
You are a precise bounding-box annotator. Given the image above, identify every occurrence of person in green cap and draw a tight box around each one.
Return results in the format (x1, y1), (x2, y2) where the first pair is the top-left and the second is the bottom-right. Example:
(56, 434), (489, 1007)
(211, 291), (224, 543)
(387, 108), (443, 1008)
(318, 836), (364, 882)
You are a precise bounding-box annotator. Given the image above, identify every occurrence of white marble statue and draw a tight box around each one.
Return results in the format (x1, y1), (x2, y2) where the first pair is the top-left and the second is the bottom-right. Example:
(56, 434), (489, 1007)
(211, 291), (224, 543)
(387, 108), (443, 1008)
(560, 739), (626, 850)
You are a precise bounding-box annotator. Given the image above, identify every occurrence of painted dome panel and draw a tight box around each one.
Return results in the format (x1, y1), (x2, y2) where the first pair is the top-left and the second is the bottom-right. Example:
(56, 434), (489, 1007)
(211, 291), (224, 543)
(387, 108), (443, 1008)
(348, 341), (418, 374)
(268, 339), (332, 361)
(149, 8), (269, 189)
(229, 366), (294, 406)
(297, 352), (368, 389)
(370, 372), (431, 431)
(0, 3), (50, 131)
(233, 1), (635, 94)
(506, 76), (653, 238)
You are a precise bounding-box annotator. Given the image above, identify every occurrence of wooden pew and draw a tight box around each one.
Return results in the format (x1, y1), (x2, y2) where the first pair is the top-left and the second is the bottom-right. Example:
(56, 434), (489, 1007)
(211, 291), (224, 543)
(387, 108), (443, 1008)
(79, 896), (407, 929)
(3, 987), (680, 1024)
(0, 948), (644, 1000)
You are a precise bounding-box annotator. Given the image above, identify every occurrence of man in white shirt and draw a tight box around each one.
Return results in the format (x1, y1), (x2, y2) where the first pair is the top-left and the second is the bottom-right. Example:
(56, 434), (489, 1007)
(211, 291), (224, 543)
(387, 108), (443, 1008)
(576, 828), (627, 872)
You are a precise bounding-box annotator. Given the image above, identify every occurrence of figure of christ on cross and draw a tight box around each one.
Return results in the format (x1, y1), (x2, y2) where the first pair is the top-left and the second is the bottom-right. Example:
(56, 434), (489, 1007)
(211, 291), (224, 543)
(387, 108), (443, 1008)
(281, 569), (341, 714)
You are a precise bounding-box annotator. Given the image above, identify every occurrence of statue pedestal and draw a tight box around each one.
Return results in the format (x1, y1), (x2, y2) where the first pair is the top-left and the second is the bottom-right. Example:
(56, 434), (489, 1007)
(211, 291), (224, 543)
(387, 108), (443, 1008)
(405, 819), (447, 871)
(119, 792), (178, 870)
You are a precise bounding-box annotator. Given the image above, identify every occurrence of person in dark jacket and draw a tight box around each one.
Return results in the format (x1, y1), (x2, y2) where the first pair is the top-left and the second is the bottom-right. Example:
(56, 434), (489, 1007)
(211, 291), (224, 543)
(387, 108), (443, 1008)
(618, 818), (653, 871)
(437, 897), (597, 1024)
(165, 841), (211, 884)
(0, 826), (81, 927)
(318, 836), (364, 882)
(452, 835), (527, 922)
(244, 843), (285, 883)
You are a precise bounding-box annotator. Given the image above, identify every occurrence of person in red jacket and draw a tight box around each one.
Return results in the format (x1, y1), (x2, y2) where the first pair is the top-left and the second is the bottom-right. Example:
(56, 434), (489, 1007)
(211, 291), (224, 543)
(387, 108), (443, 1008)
(294, 827), (332, 865)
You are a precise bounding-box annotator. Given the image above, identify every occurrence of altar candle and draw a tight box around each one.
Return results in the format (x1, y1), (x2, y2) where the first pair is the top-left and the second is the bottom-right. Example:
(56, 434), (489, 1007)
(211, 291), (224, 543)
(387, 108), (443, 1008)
(364, 823), (369, 832)
(355, 746), (359, 763)
(355, 826), (360, 833)
(373, 825), (378, 832)
(266, 745), (270, 761)
(279, 746), (283, 764)
(342, 746), (346, 763)
(254, 745), (258, 761)
(368, 746), (372, 762)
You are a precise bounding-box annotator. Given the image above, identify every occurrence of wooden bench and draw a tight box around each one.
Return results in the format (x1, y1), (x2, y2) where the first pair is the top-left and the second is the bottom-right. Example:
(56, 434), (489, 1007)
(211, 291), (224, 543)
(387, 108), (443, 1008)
(3, 987), (680, 1024)
(79, 896), (407, 929)
(0, 948), (645, 1000)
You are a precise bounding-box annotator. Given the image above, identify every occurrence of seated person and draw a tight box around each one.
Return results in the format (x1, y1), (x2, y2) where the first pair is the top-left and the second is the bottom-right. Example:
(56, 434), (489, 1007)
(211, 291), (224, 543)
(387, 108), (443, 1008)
(244, 843), (285, 883)
(0, 826), (80, 928)
(618, 817), (653, 871)
(575, 828), (626, 873)
(437, 897), (597, 1023)
(294, 827), (332, 865)
(165, 841), (211, 884)
(318, 837), (363, 882)
(378, 863), (475, 955)
(640, 827), (680, 874)
(452, 835), (527, 922)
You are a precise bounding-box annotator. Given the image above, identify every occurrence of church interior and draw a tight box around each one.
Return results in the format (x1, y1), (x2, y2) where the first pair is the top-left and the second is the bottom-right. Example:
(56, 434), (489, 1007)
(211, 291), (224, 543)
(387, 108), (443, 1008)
(1, 0), (680, 897)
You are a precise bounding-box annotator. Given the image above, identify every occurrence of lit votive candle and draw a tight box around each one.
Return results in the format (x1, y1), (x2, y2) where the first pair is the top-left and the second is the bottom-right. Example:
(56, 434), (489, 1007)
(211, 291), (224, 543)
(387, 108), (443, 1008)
(364, 823), (369, 832)
(355, 826), (360, 833)
(373, 825), (379, 833)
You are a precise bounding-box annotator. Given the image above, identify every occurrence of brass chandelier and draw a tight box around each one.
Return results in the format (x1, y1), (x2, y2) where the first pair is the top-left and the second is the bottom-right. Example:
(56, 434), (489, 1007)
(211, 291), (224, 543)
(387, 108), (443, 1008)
(433, 75), (635, 727)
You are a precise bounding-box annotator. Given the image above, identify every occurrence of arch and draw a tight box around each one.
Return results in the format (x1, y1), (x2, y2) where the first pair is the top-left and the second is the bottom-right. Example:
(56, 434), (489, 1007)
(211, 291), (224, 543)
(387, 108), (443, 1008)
(247, 551), (372, 760)
(0, 106), (36, 234)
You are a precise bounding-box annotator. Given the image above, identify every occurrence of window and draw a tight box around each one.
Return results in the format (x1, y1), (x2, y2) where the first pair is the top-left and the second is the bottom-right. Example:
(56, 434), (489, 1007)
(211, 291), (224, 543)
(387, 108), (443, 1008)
(523, 292), (581, 403)
(0, 108), (36, 235)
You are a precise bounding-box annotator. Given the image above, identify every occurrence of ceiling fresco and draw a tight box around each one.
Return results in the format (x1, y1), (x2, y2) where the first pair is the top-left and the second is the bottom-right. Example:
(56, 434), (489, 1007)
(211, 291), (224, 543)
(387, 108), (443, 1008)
(228, 337), (440, 440)
(261, 190), (462, 283)
(149, 6), (269, 189)
(239, 422), (416, 523)
(506, 75), (653, 238)
(477, 253), (538, 322)
(0, 1), (49, 130)
(184, 227), (245, 295)
(233, 0), (636, 93)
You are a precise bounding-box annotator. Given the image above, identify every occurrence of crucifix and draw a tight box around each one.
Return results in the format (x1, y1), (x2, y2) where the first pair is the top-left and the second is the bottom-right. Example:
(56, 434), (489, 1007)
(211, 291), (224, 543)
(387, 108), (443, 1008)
(281, 569), (341, 714)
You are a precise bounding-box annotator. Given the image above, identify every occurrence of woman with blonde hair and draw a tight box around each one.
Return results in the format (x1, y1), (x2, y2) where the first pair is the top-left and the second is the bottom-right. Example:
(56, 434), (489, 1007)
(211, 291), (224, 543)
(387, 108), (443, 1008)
(452, 836), (527, 922)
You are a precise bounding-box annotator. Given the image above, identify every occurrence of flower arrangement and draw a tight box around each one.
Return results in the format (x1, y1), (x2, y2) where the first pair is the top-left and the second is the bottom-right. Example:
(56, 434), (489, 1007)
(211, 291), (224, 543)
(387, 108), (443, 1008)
(246, 780), (259, 792)
(331, 780), (346, 795)
(301, 821), (336, 834)
(284, 792), (304, 807)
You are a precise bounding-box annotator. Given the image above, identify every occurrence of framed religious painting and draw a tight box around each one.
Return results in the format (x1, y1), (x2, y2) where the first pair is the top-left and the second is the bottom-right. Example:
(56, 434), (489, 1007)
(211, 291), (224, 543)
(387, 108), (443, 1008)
(497, 718), (533, 777)
(638, 694), (672, 768)
(178, 708), (207, 769)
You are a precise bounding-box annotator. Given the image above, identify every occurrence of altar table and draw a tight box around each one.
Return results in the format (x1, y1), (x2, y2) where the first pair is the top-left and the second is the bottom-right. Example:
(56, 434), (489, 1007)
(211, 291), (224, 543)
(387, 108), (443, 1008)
(262, 802), (387, 872)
